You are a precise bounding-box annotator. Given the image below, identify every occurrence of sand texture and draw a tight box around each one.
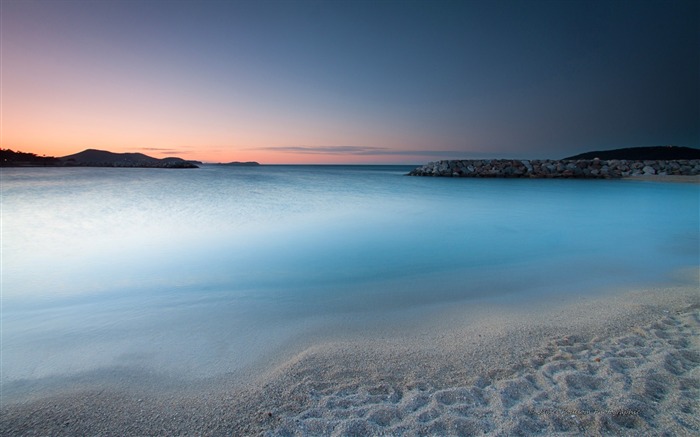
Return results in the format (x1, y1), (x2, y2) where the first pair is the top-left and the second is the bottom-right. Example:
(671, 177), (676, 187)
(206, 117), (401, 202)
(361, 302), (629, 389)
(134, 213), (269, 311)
(1, 286), (698, 436)
(266, 306), (699, 436)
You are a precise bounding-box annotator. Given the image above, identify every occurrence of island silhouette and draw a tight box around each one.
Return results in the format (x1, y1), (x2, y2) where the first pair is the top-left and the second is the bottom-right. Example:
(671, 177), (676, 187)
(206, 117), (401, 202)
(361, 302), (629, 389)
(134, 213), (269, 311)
(2, 149), (198, 168)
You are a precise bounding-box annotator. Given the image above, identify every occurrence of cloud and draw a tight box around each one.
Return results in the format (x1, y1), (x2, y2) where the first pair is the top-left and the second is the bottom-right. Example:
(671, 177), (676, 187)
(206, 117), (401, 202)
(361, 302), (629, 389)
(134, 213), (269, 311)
(138, 147), (188, 154)
(252, 145), (473, 157)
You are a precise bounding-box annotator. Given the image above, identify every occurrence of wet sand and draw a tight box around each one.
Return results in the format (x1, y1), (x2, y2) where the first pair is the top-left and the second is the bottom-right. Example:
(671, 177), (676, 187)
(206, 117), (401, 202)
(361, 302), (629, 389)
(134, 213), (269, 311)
(1, 283), (698, 436)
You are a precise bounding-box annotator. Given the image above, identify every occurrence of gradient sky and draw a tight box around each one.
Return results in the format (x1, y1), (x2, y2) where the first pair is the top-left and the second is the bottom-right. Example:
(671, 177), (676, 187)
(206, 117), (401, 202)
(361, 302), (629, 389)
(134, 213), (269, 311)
(2, 0), (698, 164)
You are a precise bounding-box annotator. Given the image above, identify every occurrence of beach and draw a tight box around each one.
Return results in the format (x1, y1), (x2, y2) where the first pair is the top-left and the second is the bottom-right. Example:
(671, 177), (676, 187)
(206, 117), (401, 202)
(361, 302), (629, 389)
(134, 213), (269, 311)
(2, 280), (698, 436)
(2, 167), (698, 436)
(4, 0), (699, 433)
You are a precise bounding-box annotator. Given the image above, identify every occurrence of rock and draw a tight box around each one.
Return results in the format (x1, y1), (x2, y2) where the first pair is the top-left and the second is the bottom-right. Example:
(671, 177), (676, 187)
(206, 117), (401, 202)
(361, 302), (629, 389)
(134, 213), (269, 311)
(407, 158), (700, 179)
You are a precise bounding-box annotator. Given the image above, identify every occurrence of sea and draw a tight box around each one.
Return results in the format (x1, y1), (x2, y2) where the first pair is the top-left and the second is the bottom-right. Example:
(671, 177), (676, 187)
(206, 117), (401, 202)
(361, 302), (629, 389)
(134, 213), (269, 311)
(1, 165), (698, 399)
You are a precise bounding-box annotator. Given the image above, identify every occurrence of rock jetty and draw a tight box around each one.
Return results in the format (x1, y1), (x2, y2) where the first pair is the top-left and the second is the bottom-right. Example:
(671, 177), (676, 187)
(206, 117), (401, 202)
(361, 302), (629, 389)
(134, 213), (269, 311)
(407, 159), (700, 179)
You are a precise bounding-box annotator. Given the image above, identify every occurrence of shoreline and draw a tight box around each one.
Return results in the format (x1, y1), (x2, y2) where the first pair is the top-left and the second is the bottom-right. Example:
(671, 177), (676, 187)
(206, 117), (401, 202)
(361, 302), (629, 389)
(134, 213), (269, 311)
(623, 174), (700, 184)
(1, 281), (698, 435)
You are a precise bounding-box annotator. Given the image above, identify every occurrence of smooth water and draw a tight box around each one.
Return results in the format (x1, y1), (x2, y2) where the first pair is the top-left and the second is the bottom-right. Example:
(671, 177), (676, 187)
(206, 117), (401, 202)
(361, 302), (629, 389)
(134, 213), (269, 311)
(1, 166), (698, 395)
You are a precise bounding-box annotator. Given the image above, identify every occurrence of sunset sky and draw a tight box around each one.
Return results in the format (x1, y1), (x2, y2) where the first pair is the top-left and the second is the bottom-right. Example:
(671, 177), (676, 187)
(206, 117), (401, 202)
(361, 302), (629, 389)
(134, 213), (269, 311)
(2, 0), (698, 164)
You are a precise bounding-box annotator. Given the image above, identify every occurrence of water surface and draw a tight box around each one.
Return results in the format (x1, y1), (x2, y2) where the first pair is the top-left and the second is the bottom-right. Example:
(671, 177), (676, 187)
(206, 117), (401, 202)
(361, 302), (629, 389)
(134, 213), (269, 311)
(1, 166), (698, 398)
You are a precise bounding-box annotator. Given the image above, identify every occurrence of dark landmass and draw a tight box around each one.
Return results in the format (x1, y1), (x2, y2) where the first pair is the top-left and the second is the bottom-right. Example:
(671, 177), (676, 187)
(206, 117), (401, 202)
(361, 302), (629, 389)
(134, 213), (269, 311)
(564, 146), (700, 160)
(2, 149), (198, 168)
(61, 149), (199, 168)
(215, 161), (261, 166)
(1, 149), (61, 166)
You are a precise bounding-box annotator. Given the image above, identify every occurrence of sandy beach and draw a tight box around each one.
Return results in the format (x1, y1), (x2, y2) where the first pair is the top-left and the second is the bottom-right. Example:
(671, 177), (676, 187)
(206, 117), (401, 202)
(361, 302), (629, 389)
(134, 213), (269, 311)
(4, 0), (699, 434)
(1, 278), (698, 436)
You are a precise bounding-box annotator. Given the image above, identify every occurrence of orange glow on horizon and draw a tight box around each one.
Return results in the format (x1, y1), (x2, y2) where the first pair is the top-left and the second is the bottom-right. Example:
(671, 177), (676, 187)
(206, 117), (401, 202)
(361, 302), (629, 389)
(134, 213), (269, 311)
(1, 26), (438, 165)
(1, 38), (429, 165)
(0, 139), (429, 165)
(2, 87), (429, 164)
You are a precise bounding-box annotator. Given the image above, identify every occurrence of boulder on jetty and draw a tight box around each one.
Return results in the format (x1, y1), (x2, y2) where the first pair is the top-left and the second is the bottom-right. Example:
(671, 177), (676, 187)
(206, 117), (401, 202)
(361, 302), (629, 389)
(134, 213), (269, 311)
(407, 159), (700, 179)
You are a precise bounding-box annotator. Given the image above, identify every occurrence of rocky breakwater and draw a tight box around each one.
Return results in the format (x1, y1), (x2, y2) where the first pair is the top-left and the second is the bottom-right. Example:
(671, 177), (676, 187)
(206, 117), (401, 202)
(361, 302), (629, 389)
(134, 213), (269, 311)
(407, 159), (700, 179)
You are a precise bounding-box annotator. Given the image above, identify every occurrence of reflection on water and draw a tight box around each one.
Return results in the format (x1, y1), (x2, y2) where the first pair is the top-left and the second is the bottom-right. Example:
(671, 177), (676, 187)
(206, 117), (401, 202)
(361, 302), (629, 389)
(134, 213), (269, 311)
(1, 166), (698, 393)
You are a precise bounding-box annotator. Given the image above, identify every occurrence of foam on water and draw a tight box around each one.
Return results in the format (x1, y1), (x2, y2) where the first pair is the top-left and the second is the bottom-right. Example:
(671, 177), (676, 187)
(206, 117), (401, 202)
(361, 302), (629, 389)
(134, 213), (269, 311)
(1, 166), (698, 394)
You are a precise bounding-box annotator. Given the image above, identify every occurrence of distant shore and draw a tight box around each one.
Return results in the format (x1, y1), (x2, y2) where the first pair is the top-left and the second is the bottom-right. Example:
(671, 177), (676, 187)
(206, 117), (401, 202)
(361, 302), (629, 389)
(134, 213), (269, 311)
(2, 277), (698, 435)
(1, 149), (199, 168)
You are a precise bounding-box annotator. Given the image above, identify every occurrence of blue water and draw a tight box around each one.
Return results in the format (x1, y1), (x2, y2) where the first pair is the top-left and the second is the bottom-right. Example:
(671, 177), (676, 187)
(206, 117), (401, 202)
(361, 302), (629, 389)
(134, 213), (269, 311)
(1, 166), (698, 394)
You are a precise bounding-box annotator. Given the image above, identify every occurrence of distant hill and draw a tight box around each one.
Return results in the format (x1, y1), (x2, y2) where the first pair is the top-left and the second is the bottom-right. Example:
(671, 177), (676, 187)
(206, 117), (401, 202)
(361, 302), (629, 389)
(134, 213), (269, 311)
(565, 146), (700, 160)
(2, 148), (199, 168)
(216, 161), (260, 166)
(60, 149), (198, 168)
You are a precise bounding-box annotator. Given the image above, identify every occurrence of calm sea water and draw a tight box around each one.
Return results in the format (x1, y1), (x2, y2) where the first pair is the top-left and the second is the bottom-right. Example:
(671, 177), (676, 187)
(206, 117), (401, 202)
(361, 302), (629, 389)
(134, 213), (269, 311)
(1, 166), (698, 396)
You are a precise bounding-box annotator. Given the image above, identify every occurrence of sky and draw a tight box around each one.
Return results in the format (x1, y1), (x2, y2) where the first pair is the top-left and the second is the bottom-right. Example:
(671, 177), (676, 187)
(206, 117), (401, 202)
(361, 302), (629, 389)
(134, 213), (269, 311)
(1, 0), (698, 164)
